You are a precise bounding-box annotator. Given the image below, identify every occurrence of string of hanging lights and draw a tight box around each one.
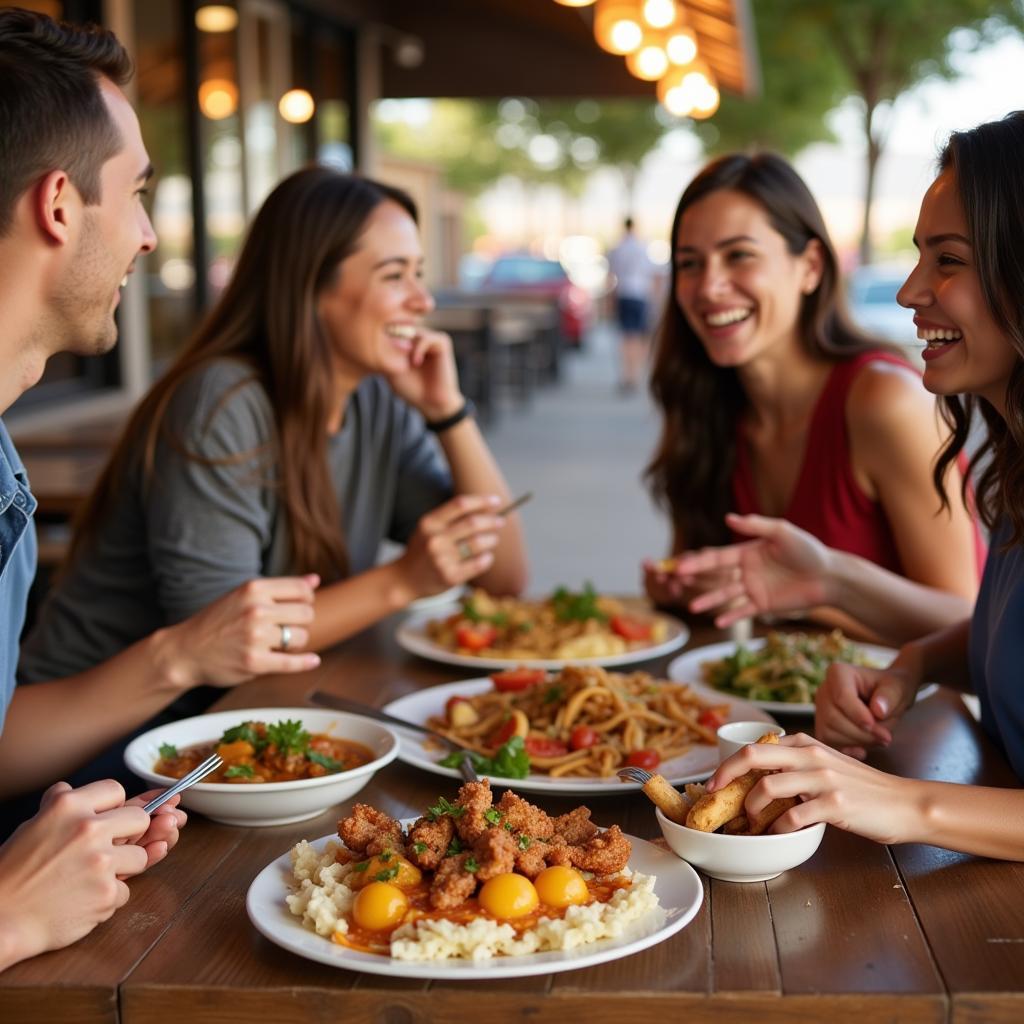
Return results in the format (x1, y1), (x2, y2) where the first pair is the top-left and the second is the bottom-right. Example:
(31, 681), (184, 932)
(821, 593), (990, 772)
(552, 0), (719, 119)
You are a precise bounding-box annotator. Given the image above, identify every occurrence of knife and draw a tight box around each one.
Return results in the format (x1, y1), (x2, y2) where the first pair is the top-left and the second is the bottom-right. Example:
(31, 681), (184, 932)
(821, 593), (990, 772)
(305, 689), (469, 751)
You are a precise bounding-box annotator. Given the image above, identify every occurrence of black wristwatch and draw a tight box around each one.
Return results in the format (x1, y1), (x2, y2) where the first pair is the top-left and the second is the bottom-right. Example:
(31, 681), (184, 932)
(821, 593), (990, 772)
(425, 399), (475, 433)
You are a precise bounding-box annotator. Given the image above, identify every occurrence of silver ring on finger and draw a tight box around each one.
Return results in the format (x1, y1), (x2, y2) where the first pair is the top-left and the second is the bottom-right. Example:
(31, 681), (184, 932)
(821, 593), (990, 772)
(279, 624), (293, 651)
(457, 540), (473, 561)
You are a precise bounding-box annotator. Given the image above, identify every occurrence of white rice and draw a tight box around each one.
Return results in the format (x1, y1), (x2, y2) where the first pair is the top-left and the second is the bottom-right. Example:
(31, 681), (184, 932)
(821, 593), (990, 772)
(284, 840), (662, 961)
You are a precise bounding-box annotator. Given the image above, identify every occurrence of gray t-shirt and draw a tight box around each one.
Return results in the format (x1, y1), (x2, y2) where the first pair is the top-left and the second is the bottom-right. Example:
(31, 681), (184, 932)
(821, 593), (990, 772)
(18, 360), (453, 684)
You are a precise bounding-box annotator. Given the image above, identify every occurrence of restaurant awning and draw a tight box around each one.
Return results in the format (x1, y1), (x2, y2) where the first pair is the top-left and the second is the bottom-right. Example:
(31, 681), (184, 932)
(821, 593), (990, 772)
(324, 0), (759, 100)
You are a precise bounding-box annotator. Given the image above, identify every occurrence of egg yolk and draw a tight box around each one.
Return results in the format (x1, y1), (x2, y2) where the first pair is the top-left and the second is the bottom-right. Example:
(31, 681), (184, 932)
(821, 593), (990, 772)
(478, 873), (539, 919)
(352, 881), (409, 931)
(533, 865), (589, 908)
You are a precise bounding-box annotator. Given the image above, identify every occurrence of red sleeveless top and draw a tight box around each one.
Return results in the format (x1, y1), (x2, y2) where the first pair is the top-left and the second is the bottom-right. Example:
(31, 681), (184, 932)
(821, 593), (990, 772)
(732, 351), (985, 576)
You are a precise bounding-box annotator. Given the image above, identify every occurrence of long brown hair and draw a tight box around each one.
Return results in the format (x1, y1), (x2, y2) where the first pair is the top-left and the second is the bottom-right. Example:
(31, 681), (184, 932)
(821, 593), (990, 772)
(71, 166), (418, 580)
(645, 152), (892, 549)
(931, 111), (1024, 546)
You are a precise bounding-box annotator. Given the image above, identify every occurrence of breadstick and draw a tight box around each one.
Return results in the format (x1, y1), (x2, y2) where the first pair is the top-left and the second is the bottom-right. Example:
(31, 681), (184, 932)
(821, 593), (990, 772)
(722, 815), (750, 835)
(640, 773), (691, 825)
(685, 732), (780, 833)
(748, 797), (798, 835)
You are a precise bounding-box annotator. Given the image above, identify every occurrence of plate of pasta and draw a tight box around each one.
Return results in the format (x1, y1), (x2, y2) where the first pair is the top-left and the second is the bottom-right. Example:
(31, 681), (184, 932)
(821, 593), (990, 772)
(396, 587), (689, 670)
(382, 665), (776, 795)
(666, 631), (933, 714)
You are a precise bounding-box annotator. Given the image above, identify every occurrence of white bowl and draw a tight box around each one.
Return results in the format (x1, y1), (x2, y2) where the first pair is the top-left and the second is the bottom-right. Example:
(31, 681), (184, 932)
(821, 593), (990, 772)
(716, 721), (786, 762)
(655, 807), (826, 882)
(124, 707), (399, 827)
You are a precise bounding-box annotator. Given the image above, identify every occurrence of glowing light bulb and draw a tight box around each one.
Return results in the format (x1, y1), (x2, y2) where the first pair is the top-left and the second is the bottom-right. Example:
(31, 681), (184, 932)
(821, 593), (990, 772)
(195, 5), (238, 33)
(278, 89), (315, 124)
(642, 0), (676, 29)
(198, 78), (238, 120)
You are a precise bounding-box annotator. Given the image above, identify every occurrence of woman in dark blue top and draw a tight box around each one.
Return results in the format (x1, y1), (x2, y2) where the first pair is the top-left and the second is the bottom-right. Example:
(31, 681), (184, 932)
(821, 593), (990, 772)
(707, 111), (1024, 861)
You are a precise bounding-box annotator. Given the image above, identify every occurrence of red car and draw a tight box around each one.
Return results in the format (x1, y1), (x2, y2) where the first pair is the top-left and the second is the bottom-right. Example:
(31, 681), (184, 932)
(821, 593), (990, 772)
(482, 255), (592, 346)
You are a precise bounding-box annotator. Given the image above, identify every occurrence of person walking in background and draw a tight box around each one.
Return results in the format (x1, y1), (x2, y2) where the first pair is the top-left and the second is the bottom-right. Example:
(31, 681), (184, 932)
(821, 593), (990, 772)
(607, 217), (657, 394)
(642, 153), (982, 640)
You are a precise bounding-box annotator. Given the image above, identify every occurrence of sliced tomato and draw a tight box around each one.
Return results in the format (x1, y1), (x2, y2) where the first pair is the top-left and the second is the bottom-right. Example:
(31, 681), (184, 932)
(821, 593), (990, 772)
(489, 717), (518, 746)
(455, 623), (498, 652)
(697, 708), (727, 731)
(610, 614), (653, 642)
(525, 736), (570, 759)
(490, 667), (547, 692)
(624, 748), (661, 770)
(569, 725), (599, 750)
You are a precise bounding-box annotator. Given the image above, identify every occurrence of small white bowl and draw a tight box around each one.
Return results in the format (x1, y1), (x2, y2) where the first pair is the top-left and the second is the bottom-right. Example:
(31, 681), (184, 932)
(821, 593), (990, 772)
(656, 807), (825, 882)
(717, 721), (786, 762)
(124, 707), (399, 827)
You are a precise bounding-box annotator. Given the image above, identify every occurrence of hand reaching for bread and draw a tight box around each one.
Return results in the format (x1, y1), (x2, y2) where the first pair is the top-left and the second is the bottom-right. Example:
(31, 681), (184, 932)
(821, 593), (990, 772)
(635, 732), (797, 836)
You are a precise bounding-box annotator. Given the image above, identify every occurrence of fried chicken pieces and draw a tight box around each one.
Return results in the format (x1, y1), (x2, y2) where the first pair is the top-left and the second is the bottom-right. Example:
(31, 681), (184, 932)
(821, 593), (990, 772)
(337, 780), (630, 911)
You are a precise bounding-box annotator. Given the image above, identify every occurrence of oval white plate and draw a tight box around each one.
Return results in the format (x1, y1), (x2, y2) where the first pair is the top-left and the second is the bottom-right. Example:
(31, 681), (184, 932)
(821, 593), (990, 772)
(396, 601), (689, 671)
(667, 638), (938, 715)
(247, 831), (703, 979)
(382, 677), (775, 795)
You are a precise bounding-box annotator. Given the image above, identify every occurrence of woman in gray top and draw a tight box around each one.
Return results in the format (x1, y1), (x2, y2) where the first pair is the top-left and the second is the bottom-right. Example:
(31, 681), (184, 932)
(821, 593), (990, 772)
(20, 168), (527, 686)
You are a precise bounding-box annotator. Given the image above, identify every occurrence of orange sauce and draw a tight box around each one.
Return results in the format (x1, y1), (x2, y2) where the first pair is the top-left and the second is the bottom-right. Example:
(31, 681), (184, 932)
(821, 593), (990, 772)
(331, 875), (633, 955)
(156, 732), (374, 783)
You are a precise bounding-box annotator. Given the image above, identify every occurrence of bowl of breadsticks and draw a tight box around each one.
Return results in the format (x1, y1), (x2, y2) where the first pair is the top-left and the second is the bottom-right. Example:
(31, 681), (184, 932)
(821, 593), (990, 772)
(638, 733), (825, 882)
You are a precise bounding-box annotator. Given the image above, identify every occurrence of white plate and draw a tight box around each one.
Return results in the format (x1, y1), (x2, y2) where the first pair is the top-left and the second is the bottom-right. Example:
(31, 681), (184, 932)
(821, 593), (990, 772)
(246, 830), (703, 979)
(382, 677), (775, 795)
(667, 638), (937, 715)
(407, 584), (466, 613)
(396, 601), (689, 670)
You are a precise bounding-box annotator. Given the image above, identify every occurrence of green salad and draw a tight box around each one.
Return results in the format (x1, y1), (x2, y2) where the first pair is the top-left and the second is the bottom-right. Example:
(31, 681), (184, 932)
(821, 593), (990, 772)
(701, 630), (875, 705)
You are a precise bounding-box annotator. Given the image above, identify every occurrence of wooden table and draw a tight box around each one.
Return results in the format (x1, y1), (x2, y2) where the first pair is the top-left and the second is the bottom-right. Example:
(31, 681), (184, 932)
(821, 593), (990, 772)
(3, 618), (1023, 1024)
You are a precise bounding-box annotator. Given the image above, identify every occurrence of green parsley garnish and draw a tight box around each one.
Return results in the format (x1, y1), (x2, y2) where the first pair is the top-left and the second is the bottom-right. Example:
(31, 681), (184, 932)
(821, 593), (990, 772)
(375, 865), (400, 882)
(464, 856), (479, 873)
(266, 719), (310, 755)
(438, 735), (530, 780)
(484, 808), (502, 825)
(353, 860), (370, 872)
(220, 722), (265, 751)
(518, 834), (531, 851)
(413, 842), (428, 855)
(551, 582), (606, 623)
(307, 750), (343, 772)
(223, 764), (255, 779)
(379, 850), (393, 862)
(543, 685), (565, 704)
(446, 837), (464, 857)
(427, 796), (466, 821)
(158, 743), (178, 759)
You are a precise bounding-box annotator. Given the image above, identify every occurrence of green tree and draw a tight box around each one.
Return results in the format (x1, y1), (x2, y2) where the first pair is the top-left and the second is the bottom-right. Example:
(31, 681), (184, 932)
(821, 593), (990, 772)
(714, 0), (1024, 263)
(373, 97), (668, 212)
(707, 4), (848, 157)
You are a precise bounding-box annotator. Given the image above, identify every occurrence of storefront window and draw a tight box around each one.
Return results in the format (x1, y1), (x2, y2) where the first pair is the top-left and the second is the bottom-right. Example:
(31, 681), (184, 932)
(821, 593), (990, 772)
(133, 0), (194, 368)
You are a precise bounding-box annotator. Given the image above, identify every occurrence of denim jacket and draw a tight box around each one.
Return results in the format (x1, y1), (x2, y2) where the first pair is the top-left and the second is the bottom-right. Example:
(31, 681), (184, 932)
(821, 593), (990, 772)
(0, 418), (37, 730)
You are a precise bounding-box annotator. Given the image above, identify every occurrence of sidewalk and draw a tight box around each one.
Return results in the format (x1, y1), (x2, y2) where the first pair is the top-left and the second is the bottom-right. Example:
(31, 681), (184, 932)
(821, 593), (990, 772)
(483, 322), (670, 594)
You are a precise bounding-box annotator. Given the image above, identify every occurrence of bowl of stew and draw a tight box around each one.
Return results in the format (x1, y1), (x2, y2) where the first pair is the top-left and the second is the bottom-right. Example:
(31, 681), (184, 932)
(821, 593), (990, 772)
(124, 707), (399, 827)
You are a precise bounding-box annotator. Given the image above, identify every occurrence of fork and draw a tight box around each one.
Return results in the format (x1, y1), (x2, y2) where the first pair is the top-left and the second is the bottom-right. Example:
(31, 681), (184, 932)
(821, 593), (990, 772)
(458, 751), (480, 783)
(143, 753), (223, 813)
(616, 766), (653, 785)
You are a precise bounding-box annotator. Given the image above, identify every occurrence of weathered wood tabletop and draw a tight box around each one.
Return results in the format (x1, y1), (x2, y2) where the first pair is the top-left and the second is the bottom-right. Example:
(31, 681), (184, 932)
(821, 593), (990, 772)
(2, 615), (1022, 1024)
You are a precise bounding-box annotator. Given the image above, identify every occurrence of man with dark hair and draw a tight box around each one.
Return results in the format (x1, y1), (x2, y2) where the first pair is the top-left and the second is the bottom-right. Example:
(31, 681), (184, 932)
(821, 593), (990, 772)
(0, 9), (320, 970)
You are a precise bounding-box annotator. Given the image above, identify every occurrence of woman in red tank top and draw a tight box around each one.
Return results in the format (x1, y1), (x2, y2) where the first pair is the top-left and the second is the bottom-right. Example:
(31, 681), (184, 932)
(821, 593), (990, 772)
(643, 153), (981, 637)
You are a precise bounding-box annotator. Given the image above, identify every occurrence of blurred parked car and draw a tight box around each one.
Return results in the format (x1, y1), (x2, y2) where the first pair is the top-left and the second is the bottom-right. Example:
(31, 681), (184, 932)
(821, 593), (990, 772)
(846, 264), (919, 349)
(481, 255), (593, 347)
